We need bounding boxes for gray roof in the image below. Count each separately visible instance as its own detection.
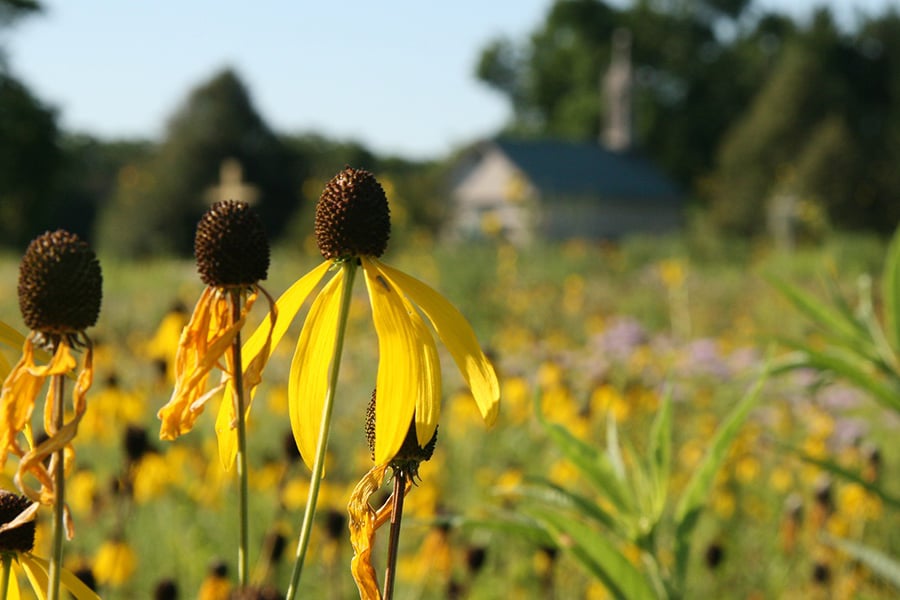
[493,138,681,200]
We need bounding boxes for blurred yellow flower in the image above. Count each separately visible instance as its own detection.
[93,539,136,587]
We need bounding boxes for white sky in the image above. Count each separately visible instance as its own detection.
[5,0,895,160]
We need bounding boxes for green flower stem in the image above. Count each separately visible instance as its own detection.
[285,260,357,600]
[382,469,407,600]
[0,554,12,600]
[47,368,65,600]
[230,290,250,589]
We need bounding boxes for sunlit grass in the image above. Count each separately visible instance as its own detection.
[0,231,897,598]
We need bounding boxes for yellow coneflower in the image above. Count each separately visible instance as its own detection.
[198,560,231,600]
[0,490,98,599]
[157,200,275,467]
[348,393,438,599]
[244,167,499,470]
[92,538,136,588]
[0,230,102,600]
[156,200,276,589]
[242,168,498,599]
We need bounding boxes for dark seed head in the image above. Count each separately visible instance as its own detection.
[812,561,831,585]
[0,491,36,553]
[153,579,178,600]
[465,546,487,574]
[123,424,154,464]
[704,542,724,570]
[18,230,102,334]
[315,167,390,260]
[195,200,269,287]
[73,566,97,591]
[365,389,437,476]
[323,509,347,541]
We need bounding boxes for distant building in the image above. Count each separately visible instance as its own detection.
[446,29,684,245]
[446,138,684,244]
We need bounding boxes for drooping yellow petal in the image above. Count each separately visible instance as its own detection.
[242,260,331,362]
[158,288,248,440]
[19,553,48,600]
[363,258,440,464]
[289,269,344,470]
[15,339,92,523]
[373,258,500,425]
[6,560,20,599]
[20,553,101,600]
[0,335,77,466]
[215,289,276,470]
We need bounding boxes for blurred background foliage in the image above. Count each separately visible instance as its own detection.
[2,0,900,256]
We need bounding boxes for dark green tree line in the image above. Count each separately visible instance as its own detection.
[476,0,900,235]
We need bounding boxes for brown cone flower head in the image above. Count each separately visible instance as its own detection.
[18,229,102,334]
[0,491,36,553]
[315,167,390,260]
[366,390,436,476]
[195,200,270,287]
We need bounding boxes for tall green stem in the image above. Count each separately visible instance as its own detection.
[230,290,250,589]
[382,469,407,600]
[47,367,65,600]
[0,554,12,600]
[285,261,357,600]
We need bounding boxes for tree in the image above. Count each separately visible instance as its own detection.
[97,68,299,257]
[474,0,763,186]
[0,73,62,248]
[709,7,900,234]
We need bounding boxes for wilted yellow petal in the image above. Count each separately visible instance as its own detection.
[363,258,439,464]
[215,379,238,470]
[0,336,82,479]
[289,269,344,470]
[348,463,390,600]
[158,289,245,440]
[215,290,274,470]
[373,259,500,425]
[242,260,331,362]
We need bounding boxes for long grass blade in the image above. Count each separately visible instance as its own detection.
[883,226,900,350]
[673,367,767,582]
[822,535,900,589]
[529,507,657,600]
[768,276,870,354]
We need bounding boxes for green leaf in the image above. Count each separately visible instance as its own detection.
[785,344,900,413]
[673,368,767,582]
[529,507,657,600]
[785,446,900,511]
[536,395,635,516]
[606,415,627,482]
[884,226,900,350]
[510,479,622,534]
[648,391,673,513]
[456,514,555,547]
[769,275,870,355]
[822,535,900,589]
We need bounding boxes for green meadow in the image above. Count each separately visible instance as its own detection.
[0,230,898,599]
